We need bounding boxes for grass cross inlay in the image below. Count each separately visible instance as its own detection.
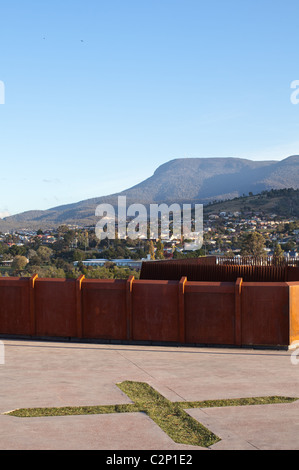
[5,381,297,448]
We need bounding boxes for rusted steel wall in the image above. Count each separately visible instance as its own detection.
[241,283,289,346]
[34,278,77,338]
[288,282,299,346]
[140,261,292,282]
[184,282,236,345]
[0,277,32,336]
[0,275,298,347]
[131,280,180,342]
[81,279,128,340]
[287,267,299,282]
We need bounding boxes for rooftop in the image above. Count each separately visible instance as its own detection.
[1,339,299,450]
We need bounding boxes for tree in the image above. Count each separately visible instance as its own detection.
[36,246,53,263]
[282,240,296,252]
[155,240,164,259]
[272,244,284,266]
[72,249,86,262]
[9,244,26,257]
[240,232,266,257]
[149,240,155,260]
[12,255,28,274]
[0,242,9,256]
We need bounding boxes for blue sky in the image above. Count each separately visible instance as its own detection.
[0,0,299,216]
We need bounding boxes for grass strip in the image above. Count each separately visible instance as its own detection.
[5,381,298,448]
[178,395,298,409]
[117,381,220,447]
[7,403,139,418]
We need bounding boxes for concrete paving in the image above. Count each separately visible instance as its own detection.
[0,338,299,450]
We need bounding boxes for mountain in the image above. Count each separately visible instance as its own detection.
[0,155,298,231]
[204,188,299,218]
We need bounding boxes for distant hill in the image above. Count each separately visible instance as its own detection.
[203,188,299,218]
[0,155,298,231]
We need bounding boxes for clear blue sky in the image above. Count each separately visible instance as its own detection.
[0,0,299,216]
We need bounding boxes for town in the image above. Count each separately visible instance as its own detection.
[0,202,298,279]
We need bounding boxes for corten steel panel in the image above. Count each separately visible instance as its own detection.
[132,280,180,342]
[288,282,299,346]
[34,279,77,337]
[184,282,236,345]
[0,278,31,335]
[140,261,287,282]
[287,267,299,282]
[241,283,289,346]
[81,279,127,340]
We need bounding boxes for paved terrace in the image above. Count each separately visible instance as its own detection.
[0,339,299,450]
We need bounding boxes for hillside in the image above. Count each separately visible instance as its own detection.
[203,188,299,218]
[0,155,298,231]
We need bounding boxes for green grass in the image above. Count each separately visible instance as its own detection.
[6,381,298,448]
[7,403,139,418]
[179,395,297,409]
[117,381,219,447]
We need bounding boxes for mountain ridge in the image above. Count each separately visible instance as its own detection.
[1,155,298,231]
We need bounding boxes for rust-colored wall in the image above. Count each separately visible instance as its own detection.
[81,279,127,340]
[288,282,299,346]
[287,267,299,282]
[0,275,298,348]
[35,278,77,338]
[132,280,180,342]
[0,277,31,335]
[184,282,236,345]
[140,261,291,282]
[241,283,289,346]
